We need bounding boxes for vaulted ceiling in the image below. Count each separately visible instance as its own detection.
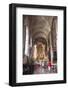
[28,15,54,40]
[24,15,57,43]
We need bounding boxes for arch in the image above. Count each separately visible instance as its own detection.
[32,29,49,38]
[33,37,47,53]
[32,31,46,40]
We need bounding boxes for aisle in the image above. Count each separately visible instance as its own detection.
[33,61,57,74]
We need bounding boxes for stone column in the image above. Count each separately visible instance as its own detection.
[49,33,53,64]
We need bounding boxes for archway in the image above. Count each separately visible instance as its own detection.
[32,37,48,61]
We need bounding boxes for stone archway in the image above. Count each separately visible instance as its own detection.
[32,37,48,62]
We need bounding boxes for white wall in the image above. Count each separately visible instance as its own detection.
[0,0,68,89]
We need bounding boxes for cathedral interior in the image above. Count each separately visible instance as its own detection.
[23,15,57,75]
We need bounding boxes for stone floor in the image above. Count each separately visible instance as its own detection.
[23,61,57,75]
[33,64,57,74]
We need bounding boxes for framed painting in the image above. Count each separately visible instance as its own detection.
[9,3,66,86]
